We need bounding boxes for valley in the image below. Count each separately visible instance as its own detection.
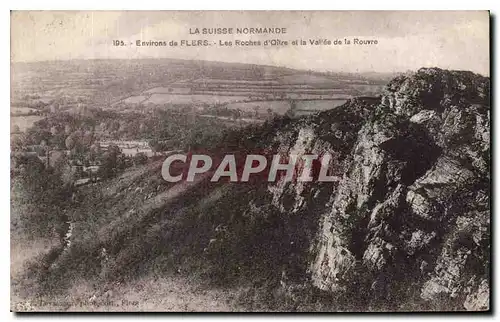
[10,62,490,312]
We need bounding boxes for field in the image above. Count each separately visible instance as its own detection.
[117,75,366,104]
[295,100,348,111]
[11,115,44,132]
[225,101,291,115]
[11,107,39,114]
[113,73,381,119]
[123,59,386,117]
[10,59,390,131]
[144,87,191,94]
[122,95,147,104]
[143,94,249,106]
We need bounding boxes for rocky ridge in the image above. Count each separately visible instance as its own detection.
[266,68,490,310]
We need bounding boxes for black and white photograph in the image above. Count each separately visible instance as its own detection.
[9,10,491,312]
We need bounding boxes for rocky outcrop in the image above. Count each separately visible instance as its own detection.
[305,68,490,310]
[255,68,489,310]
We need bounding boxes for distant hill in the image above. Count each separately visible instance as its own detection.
[11,58,388,114]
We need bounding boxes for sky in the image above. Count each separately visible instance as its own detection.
[11,11,490,75]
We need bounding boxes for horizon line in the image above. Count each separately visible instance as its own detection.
[10,57,490,77]
[8,57,413,75]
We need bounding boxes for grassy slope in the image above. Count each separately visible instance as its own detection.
[12,112,351,312]
[12,147,338,312]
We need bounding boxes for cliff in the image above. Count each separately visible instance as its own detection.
[273,68,490,310]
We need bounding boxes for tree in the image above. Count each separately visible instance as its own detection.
[64,124,72,135]
[25,127,52,146]
[107,144,121,156]
[133,152,148,166]
[11,134,25,151]
[148,139,160,156]
[82,130,94,148]
[65,134,77,150]
[89,143,101,161]
[98,144,124,179]
[139,123,146,133]
[11,153,71,238]
[50,126,59,136]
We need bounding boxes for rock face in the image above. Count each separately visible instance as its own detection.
[253,68,489,310]
[302,68,490,310]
